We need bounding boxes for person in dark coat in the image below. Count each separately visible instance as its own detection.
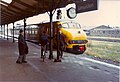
[16,29,28,64]
[54,29,66,62]
[57,30,66,58]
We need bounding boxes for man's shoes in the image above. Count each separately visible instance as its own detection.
[54,59,61,62]
[16,61,27,64]
[22,61,27,63]
[16,61,22,64]
[41,56,43,58]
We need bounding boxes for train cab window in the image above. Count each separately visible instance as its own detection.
[68,22,81,29]
[62,23,69,28]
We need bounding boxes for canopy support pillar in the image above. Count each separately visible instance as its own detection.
[7,24,9,40]
[48,10,54,59]
[23,18,27,40]
[4,25,5,39]
[13,22,15,43]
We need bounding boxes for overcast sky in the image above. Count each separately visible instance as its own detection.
[14,0,120,28]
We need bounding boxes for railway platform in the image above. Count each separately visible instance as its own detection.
[0,38,119,82]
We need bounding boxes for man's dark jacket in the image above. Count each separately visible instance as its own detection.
[18,34,28,55]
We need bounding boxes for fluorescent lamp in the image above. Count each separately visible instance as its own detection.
[1,0,12,4]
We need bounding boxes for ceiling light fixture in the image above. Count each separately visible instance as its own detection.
[1,0,12,4]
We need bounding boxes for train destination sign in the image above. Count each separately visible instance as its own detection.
[73,0,98,13]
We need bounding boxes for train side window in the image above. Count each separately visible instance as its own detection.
[30,28,32,34]
[35,30,37,34]
[33,29,35,34]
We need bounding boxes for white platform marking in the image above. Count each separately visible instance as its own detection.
[81,57,120,69]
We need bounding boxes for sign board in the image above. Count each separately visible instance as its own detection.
[73,0,98,13]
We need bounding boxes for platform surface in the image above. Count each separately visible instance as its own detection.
[0,38,119,82]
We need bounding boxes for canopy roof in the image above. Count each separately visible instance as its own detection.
[0,0,73,25]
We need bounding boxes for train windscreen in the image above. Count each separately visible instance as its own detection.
[62,22,81,29]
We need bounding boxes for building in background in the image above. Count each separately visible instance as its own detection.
[88,25,120,38]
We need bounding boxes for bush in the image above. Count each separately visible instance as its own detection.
[87,40,92,47]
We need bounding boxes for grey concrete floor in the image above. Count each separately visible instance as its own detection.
[0,38,119,82]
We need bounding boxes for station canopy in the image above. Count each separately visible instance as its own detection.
[0,0,98,25]
[0,0,74,25]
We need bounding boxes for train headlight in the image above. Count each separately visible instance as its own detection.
[69,40,88,44]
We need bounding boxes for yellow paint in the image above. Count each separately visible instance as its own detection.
[38,20,88,51]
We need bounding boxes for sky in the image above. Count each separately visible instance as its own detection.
[6,0,120,28]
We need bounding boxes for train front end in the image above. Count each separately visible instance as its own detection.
[59,21,88,54]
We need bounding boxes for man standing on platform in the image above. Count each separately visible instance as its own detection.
[16,29,28,64]
[54,29,66,62]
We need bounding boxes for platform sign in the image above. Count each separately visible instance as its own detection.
[73,0,98,13]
